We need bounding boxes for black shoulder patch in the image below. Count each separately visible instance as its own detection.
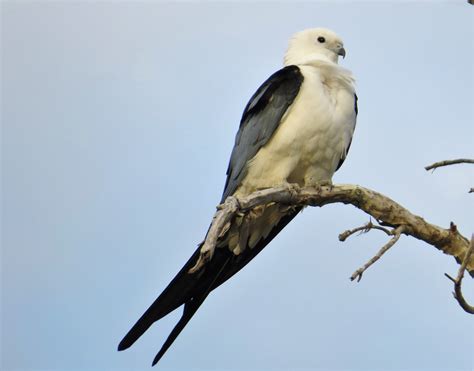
[240,65,303,125]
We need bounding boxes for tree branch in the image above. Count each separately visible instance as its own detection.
[188,196,240,274]
[349,225,406,282]
[445,236,474,314]
[338,220,392,241]
[425,158,474,171]
[190,184,474,278]
[425,158,473,193]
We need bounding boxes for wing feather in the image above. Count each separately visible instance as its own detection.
[335,93,358,171]
[221,65,304,201]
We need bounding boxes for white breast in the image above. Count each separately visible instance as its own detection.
[235,62,356,197]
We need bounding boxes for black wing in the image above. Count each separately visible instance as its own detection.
[221,65,304,201]
[118,66,304,366]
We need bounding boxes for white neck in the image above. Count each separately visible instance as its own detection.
[284,50,339,67]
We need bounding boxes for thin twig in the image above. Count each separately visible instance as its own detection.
[444,236,474,314]
[339,220,392,242]
[350,226,406,282]
[425,158,474,171]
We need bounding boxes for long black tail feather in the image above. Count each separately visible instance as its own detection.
[151,258,230,366]
[118,248,203,351]
[118,207,301,366]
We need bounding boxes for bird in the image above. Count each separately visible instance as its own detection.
[118,27,358,366]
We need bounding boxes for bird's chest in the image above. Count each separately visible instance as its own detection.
[273,67,356,178]
[239,65,356,194]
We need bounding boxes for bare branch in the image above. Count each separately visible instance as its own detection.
[188,196,240,273]
[339,220,392,242]
[191,184,474,278]
[444,236,474,314]
[350,225,405,282]
[425,158,474,171]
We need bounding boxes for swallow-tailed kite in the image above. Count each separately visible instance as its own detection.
[118,27,358,366]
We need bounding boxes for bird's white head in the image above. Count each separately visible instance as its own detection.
[284,28,346,66]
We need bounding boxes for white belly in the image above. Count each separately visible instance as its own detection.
[235,64,356,196]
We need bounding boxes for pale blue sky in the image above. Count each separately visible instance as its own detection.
[2,1,473,370]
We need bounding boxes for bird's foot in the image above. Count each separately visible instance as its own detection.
[285,182,301,197]
[305,179,333,192]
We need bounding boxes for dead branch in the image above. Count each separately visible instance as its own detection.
[189,196,240,273]
[349,225,406,282]
[425,158,474,171]
[445,236,474,314]
[425,158,473,193]
[338,220,391,241]
[191,184,474,279]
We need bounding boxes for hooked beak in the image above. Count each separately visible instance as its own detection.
[337,46,346,59]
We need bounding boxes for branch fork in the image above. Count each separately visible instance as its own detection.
[339,222,406,282]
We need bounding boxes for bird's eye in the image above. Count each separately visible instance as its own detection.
[317,36,326,43]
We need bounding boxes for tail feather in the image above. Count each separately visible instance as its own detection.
[211,207,301,289]
[151,301,202,366]
[151,258,230,366]
[118,207,301,365]
[118,248,202,351]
